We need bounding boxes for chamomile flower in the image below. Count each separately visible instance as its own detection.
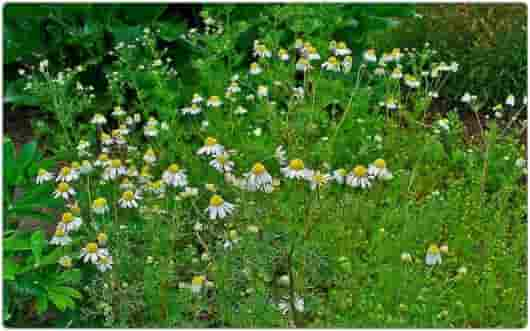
[118,190,142,209]
[191,275,206,294]
[277,296,304,315]
[144,124,159,137]
[80,242,108,264]
[425,244,442,266]
[58,256,73,268]
[461,92,474,104]
[147,180,166,196]
[181,103,202,115]
[209,152,235,173]
[226,81,241,94]
[249,62,262,75]
[321,56,341,72]
[94,153,110,168]
[404,74,420,88]
[96,255,113,272]
[90,113,107,125]
[307,170,331,190]
[207,96,223,108]
[257,85,269,99]
[281,159,310,180]
[36,168,54,184]
[368,159,393,180]
[80,160,93,175]
[102,159,127,181]
[342,56,353,73]
[92,197,109,214]
[54,182,76,200]
[120,178,135,191]
[333,168,348,184]
[334,41,351,56]
[59,212,83,232]
[111,105,126,118]
[385,96,398,110]
[374,67,386,76]
[506,94,515,107]
[346,165,372,189]
[192,93,204,104]
[278,48,290,61]
[381,52,394,63]
[363,49,377,63]
[56,166,75,183]
[391,67,403,80]
[162,164,188,187]
[179,186,199,199]
[275,145,288,166]
[197,137,224,156]
[296,58,310,72]
[97,233,108,246]
[100,132,113,146]
[245,162,273,192]
[50,228,72,246]
[392,48,403,61]
[306,46,321,61]
[205,194,235,220]
[143,148,157,164]
[253,43,272,58]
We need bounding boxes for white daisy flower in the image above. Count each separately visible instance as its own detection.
[253,43,272,58]
[244,162,273,192]
[363,49,377,62]
[197,137,224,156]
[144,124,159,137]
[333,168,348,184]
[278,48,290,61]
[80,160,93,175]
[321,56,341,72]
[143,148,157,164]
[80,242,108,264]
[59,212,82,232]
[94,153,110,168]
[404,74,420,88]
[275,145,288,166]
[49,228,72,246]
[162,163,188,187]
[102,159,127,181]
[277,295,304,315]
[111,106,126,118]
[181,103,202,115]
[296,58,311,72]
[381,52,394,63]
[96,255,113,272]
[205,194,235,220]
[249,62,262,75]
[92,197,109,215]
[306,46,321,61]
[209,152,235,173]
[385,96,398,110]
[281,159,310,180]
[118,190,141,208]
[425,244,442,266]
[207,96,223,108]
[36,168,54,184]
[58,256,73,268]
[368,159,393,180]
[179,186,199,199]
[342,56,353,73]
[191,275,206,294]
[146,180,166,195]
[192,93,204,104]
[53,182,76,200]
[307,170,331,190]
[390,67,403,80]
[90,113,107,125]
[56,166,76,183]
[506,94,515,107]
[346,165,372,189]
[374,67,386,76]
[226,82,241,94]
[257,85,269,99]
[292,87,305,100]
[333,41,351,56]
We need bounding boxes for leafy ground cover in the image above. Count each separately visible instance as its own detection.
[3,4,528,328]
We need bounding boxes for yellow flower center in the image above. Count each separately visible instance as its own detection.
[337,41,347,49]
[60,167,71,176]
[393,68,401,74]
[313,172,325,184]
[110,159,122,168]
[428,244,440,254]
[98,154,109,162]
[111,130,121,138]
[337,168,347,176]
[328,56,338,65]
[252,162,266,175]
[93,198,107,208]
[297,58,309,66]
[216,154,228,164]
[71,162,80,169]
[353,165,367,177]
[392,48,401,56]
[82,160,91,167]
[38,169,47,176]
[86,243,98,253]
[191,104,200,110]
[210,195,224,207]
[366,49,375,56]
[209,96,220,103]
[374,159,386,169]
[97,233,108,243]
[205,137,217,146]
[55,228,65,237]
[145,149,155,157]
[250,63,259,70]
[193,93,201,99]
[122,191,135,201]
[289,159,305,171]
[61,212,74,224]
[406,74,417,82]
[192,275,206,286]
[57,182,70,193]
[99,255,109,264]
[168,164,180,173]
[279,49,287,56]
[71,206,81,215]
[344,56,352,63]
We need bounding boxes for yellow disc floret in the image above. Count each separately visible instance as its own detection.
[110,159,122,168]
[61,212,74,224]
[205,137,217,146]
[93,197,107,208]
[251,162,266,175]
[210,194,224,207]
[289,159,305,171]
[374,159,386,169]
[57,182,70,192]
[86,242,98,253]
[353,165,367,177]
[122,191,134,201]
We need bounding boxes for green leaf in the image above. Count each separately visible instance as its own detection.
[4,81,40,106]
[109,25,143,43]
[118,4,167,24]
[40,248,64,267]
[47,288,76,312]
[31,230,47,265]
[156,21,186,42]
[3,233,32,252]
[3,258,20,280]
[17,141,38,178]
[3,137,16,187]
[36,294,49,315]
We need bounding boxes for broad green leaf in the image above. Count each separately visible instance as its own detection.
[3,233,32,252]
[31,230,47,265]
[3,258,20,280]
[36,294,49,315]
[18,141,38,177]
[47,288,75,312]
